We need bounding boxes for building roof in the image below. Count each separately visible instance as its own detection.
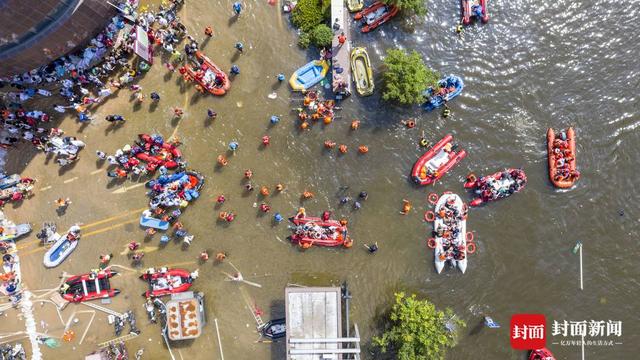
[0,0,116,77]
[285,287,342,360]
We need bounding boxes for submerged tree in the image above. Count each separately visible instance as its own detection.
[373,292,465,360]
[382,49,440,105]
[311,24,333,48]
[383,0,427,16]
[291,0,326,32]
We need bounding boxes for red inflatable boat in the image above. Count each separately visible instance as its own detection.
[354,1,398,33]
[464,168,527,206]
[462,0,489,25]
[61,268,120,303]
[181,51,230,96]
[547,127,579,189]
[140,268,195,298]
[289,211,351,248]
[411,134,466,186]
[529,348,556,360]
[135,134,182,171]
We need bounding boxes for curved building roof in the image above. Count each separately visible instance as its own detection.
[0,0,117,77]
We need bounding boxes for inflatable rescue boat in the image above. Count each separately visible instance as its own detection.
[411,134,466,186]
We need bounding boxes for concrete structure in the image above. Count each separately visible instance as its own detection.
[331,0,352,99]
[0,0,117,77]
[285,287,360,360]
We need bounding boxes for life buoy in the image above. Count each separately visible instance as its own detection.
[466,242,476,254]
[419,138,429,147]
[424,211,435,222]
[427,238,436,248]
[428,193,439,205]
[63,330,75,342]
[466,232,474,242]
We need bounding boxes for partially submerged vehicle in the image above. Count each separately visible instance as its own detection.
[261,318,286,340]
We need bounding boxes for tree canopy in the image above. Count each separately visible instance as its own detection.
[310,24,333,48]
[291,0,326,32]
[373,293,465,360]
[382,49,440,105]
[383,0,427,16]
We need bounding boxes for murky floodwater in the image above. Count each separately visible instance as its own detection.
[4,0,640,359]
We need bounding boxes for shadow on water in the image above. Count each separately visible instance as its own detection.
[268,299,286,360]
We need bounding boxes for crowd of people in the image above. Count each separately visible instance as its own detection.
[475,169,527,201]
[434,196,467,262]
[550,130,580,182]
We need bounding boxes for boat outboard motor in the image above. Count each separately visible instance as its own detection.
[126,310,140,335]
[145,299,157,323]
[114,315,125,336]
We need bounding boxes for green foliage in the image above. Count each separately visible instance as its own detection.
[373,292,465,360]
[382,49,440,105]
[383,0,427,16]
[298,32,311,49]
[310,24,333,48]
[321,0,332,18]
[291,0,325,32]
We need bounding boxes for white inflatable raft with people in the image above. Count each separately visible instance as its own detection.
[426,192,472,274]
[43,224,81,268]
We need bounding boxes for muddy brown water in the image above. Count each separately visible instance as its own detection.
[2,0,639,359]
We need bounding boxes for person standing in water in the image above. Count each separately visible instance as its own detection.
[233,2,243,15]
[364,242,379,254]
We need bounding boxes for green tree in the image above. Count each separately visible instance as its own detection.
[291,0,325,32]
[382,49,439,105]
[298,32,312,49]
[310,24,333,48]
[383,0,427,16]
[373,292,465,360]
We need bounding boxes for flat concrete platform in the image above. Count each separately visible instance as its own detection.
[285,287,342,360]
[331,0,352,98]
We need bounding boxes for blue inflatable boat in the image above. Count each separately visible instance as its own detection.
[0,174,21,190]
[289,60,329,91]
[140,211,170,230]
[422,75,464,111]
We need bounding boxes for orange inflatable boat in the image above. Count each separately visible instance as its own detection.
[547,127,579,188]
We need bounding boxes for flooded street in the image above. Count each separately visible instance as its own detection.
[2,0,639,358]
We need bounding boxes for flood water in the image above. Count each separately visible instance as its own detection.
[4,0,640,359]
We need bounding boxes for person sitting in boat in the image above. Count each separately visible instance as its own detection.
[60,282,70,294]
[73,288,82,301]
[154,277,169,290]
